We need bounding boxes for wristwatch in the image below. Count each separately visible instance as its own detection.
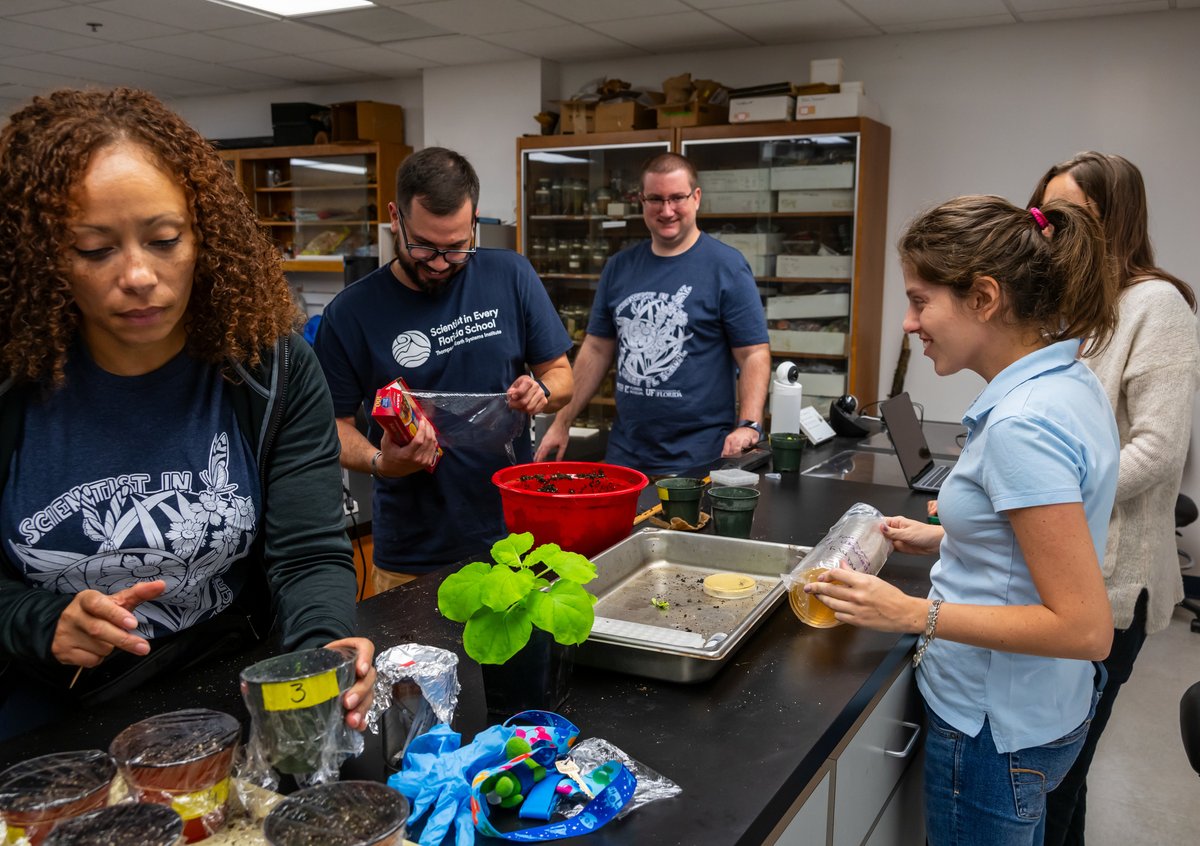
[535,378,551,400]
[737,419,764,439]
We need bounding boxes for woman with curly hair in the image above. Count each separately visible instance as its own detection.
[0,88,375,737]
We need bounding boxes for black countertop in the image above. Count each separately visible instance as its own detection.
[0,429,958,845]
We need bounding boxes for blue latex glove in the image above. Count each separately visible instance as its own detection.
[388,723,516,846]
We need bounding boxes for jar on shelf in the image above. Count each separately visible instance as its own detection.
[593,187,613,216]
[571,179,588,216]
[550,177,564,215]
[533,179,552,216]
[544,240,560,274]
[566,242,585,275]
[528,237,547,272]
[589,239,609,274]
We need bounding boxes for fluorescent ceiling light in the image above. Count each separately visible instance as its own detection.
[290,158,368,175]
[206,0,375,17]
[528,152,592,165]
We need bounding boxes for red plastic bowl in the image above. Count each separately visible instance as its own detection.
[492,462,649,558]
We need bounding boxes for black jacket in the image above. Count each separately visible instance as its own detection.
[0,335,358,668]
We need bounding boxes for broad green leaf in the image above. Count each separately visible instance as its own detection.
[543,549,597,585]
[436,560,491,622]
[464,605,532,664]
[527,580,595,645]
[522,542,561,569]
[479,566,536,612]
[490,533,534,568]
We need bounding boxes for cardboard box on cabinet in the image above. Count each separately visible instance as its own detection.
[331,100,404,143]
[699,191,775,214]
[770,163,856,191]
[766,293,850,320]
[794,91,879,121]
[556,100,597,135]
[729,95,795,123]
[776,189,855,213]
[775,254,853,279]
[595,93,663,132]
[697,168,771,192]
[768,329,848,356]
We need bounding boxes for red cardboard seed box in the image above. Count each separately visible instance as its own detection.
[371,377,443,472]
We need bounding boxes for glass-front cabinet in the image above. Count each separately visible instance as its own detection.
[517,132,673,431]
[220,141,410,274]
[517,118,889,426]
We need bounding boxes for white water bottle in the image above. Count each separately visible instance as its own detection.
[769,361,803,436]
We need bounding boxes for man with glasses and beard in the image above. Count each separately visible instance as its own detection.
[536,152,769,478]
[316,147,572,589]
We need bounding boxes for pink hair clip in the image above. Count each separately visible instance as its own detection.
[1029,207,1050,230]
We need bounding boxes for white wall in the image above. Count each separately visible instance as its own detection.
[422,58,555,222]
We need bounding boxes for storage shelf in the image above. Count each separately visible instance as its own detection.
[591,397,616,406]
[699,211,853,219]
[757,276,853,284]
[282,258,344,273]
[768,350,846,360]
[259,219,376,226]
[540,272,601,281]
[255,184,377,193]
[529,214,644,222]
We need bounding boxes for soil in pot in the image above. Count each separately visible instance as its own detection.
[263,781,409,846]
[43,803,185,846]
[0,750,116,846]
[481,627,574,716]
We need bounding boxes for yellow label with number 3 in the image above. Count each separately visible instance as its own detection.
[261,669,340,711]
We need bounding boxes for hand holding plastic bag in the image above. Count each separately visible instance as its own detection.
[388,723,516,846]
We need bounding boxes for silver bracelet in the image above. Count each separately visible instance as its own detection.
[370,450,385,480]
[912,598,943,668]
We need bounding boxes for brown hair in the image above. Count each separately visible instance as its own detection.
[1028,151,1195,310]
[0,87,299,387]
[641,152,698,191]
[395,146,479,218]
[899,195,1119,356]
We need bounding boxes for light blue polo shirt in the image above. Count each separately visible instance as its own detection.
[917,339,1118,753]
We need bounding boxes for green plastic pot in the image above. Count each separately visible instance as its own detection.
[655,478,705,525]
[708,486,761,539]
[769,432,805,473]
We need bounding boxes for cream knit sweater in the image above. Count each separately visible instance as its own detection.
[1086,279,1200,634]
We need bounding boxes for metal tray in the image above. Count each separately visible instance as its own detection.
[577,530,809,683]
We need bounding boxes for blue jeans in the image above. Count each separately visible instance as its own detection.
[924,668,1104,846]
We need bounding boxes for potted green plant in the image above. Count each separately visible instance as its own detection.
[437,533,598,713]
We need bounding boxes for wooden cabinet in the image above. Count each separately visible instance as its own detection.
[220,141,410,275]
[516,118,890,417]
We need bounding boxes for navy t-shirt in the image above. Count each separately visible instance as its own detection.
[315,249,571,571]
[0,349,261,641]
[588,233,769,475]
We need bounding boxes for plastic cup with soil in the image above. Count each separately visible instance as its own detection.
[655,477,706,525]
[769,432,805,472]
[43,803,185,846]
[263,781,409,846]
[240,647,357,778]
[108,708,240,843]
[708,486,761,539]
[0,750,116,845]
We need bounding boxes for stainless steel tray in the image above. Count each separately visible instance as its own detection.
[577,530,809,683]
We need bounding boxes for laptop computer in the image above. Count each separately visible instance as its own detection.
[878,392,955,493]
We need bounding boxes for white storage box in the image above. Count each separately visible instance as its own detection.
[775,254,853,279]
[700,190,775,214]
[797,370,847,397]
[729,95,795,123]
[712,232,785,255]
[697,168,771,192]
[777,189,855,213]
[810,58,844,85]
[768,329,848,356]
[766,293,850,320]
[770,163,855,191]
[795,92,880,121]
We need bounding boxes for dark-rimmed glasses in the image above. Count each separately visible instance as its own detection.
[640,189,697,209]
[397,214,477,265]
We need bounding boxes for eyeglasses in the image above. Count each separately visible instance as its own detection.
[640,189,697,209]
[397,214,477,265]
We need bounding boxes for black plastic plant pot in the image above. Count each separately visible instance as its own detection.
[655,477,705,525]
[263,780,409,846]
[481,627,575,716]
[108,709,240,844]
[769,432,805,472]
[0,750,116,846]
[709,486,761,539]
[240,647,356,776]
[43,803,185,846]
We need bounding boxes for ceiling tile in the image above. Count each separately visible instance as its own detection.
[91,0,271,31]
[0,83,47,103]
[0,63,100,91]
[1,52,152,85]
[519,0,690,23]
[0,44,37,61]
[227,55,367,83]
[153,62,290,90]
[307,45,427,74]
[58,42,201,72]
[1008,0,1162,11]
[384,34,531,63]
[483,24,646,62]
[590,11,759,51]
[1019,1,1168,21]
[0,0,74,15]
[211,19,364,53]
[306,7,450,43]
[130,32,283,63]
[843,0,1011,27]
[400,0,567,35]
[882,13,1018,34]
[0,20,104,51]
[12,5,185,41]
[703,0,882,43]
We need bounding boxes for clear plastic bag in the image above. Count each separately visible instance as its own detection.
[558,737,681,820]
[0,749,116,844]
[409,391,527,464]
[781,502,894,628]
[367,644,461,771]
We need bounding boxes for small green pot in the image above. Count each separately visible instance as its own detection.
[655,477,705,525]
[708,486,761,538]
[769,432,805,472]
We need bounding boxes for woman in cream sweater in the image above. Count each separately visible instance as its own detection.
[1031,152,1200,846]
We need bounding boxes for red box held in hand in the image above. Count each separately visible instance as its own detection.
[371,377,443,472]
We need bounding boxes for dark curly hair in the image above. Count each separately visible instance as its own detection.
[0,87,299,387]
